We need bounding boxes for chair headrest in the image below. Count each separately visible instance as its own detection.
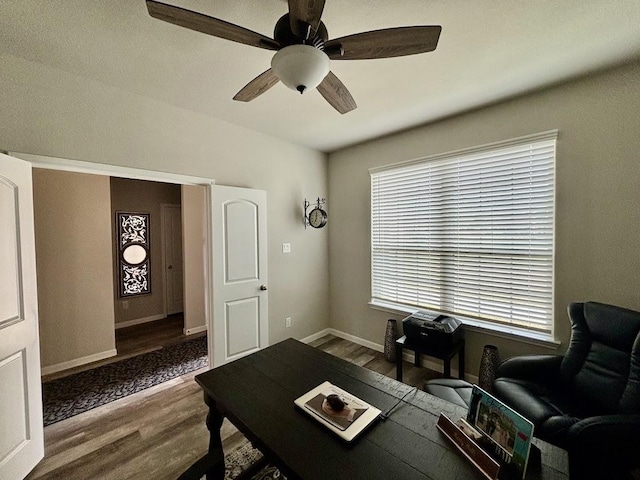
[565,302,640,414]
[582,301,640,352]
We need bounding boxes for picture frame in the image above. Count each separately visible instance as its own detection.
[116,212,151,297]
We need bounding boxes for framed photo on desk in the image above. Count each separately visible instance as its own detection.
[467,385,535,480]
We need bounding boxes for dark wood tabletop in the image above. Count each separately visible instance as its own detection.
[195,338,569,480]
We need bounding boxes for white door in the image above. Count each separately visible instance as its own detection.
[212,186,268,367]
[0,153,44,479]
[162,204,183,315]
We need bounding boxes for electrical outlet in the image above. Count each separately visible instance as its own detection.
[282,243,291,254]
[285,316,292,328]
[122,300,129,310]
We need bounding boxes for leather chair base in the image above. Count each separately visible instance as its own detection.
[424,378,473,409]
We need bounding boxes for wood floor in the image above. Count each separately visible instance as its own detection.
[115,314,190,358]
[27,335,440,480]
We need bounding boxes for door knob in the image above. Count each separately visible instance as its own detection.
[260,285,268,291]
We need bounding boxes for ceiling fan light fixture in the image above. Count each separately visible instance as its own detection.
[147,0,441,113]
[271,45,330,94]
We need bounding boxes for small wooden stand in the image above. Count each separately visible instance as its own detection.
[436,413,500,480]
[395,335,465,382]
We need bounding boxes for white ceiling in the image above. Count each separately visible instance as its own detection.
[2,1,640,152]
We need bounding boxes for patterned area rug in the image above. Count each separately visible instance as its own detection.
[42,336,208,426]
[219,441,284,480]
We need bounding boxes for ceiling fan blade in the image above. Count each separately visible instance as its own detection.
[288,0,326,38]
[233,69,280,102]
[325,26,441,60]
[317,72,357,114]
[147,0,280,51]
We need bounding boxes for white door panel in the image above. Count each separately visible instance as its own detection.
[213,186,268,366]
[0,153,44,480]
[224,200,259,282]
[0,177,21,325]
[225,298,260,357]
[0,351,29,462]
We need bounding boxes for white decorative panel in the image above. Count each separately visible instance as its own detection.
[0,177,22,328]
[224,200,259,283]
[117,212,151,297]
[225,298,260,357]
[0,351,29,464]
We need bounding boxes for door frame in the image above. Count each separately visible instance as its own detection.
[9,152,217,362]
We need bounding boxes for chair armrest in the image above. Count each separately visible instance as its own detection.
[495,355,563,383]
[567,414,640,445]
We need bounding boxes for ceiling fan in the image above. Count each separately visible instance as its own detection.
[146,0,441,114]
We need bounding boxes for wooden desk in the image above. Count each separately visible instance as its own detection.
[194,339,568,480]
[396,335,465,382]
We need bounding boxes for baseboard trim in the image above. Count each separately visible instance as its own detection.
[41,349,118,376]
[300,328,332,344]
[184,325,207,335]
[328,328,385,352]
[300,328,386,353]
[115,314,166,329]
[301,328,467,379]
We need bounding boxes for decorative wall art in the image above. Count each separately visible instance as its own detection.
[117,212,151,297]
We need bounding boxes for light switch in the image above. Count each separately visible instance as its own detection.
[282,243,291,254]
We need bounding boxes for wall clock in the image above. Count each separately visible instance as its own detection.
[308,206,328,228]
[304,197,327,229]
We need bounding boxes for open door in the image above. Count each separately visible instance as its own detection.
[0,153,44,479]
[212,186,268,367]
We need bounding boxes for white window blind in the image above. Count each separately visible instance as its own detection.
[370,132,556,335]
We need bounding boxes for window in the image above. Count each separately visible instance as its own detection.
[370,131,557,337]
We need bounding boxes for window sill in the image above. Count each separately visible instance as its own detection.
[369,300,562,350]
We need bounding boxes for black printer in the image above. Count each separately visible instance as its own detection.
[402,311,464,347]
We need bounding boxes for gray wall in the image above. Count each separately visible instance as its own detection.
[182,185,207,334]
[7,49,640,377]
[328,60,640,376]
[0,52,330,348]
[32,169,116,370]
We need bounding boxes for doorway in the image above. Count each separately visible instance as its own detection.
[19,150,271,373]
[23,156,212,430]
[111,178,187,355]
[16,152,214,377]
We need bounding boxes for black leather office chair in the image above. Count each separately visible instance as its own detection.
[493,302,640,479]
